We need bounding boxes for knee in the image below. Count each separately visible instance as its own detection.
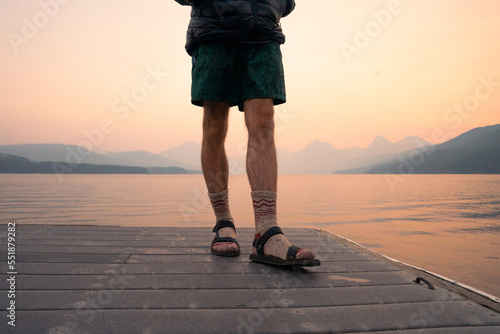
[245,107,275,137]
[203,102,229,144]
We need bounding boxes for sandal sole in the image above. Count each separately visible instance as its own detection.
[249,254,321,267]
[211,248,241,257]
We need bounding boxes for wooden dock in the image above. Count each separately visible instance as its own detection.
[1,225,500,333]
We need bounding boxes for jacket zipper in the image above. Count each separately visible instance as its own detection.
[250,0,258,26]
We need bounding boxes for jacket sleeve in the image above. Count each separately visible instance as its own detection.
[174,0,215,5]
[283,0,295,17]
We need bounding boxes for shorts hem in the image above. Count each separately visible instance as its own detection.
[192,95,286,111]
[237,95,286,111]
[191,98,238,108]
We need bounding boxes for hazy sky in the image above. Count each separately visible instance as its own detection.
[1,0,499,154]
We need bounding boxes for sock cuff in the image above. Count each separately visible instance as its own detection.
[208,188,229,201]
[251,190,277,200]
[208,188,233,223]
[251,191,277,233]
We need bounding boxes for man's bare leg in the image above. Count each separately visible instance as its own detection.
[202,101,238,254]
[202,101,230,193]
[244,98,315,261]
[244,98,278,192]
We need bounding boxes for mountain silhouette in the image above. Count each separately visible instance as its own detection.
[279,136,431,174]
[102,150,196,169]
[159,141,202,169]
[0,153,199,175]
[0,153,148,174]
[0,134,433,175]
[0,144,197,170]
[336,124,500,174]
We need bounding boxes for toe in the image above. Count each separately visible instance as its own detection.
[212,242,239,252]
[295,249,315,260]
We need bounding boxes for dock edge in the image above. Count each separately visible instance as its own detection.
[315,228,500,313]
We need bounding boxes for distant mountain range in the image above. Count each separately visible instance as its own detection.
[1,124,498,174]
[0,144,199,171]
[159,141,202,169]
[0,154,148,174]
[0,154,198,175]
[335,124,500,174]
[277,135,432,174]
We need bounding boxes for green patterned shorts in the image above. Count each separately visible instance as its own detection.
[191,41,286,111]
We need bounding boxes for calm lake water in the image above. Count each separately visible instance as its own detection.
[1,174,499,297]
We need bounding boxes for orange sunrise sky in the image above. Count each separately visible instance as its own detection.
[1,0,499,154]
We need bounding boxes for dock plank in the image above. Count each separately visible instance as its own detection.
[2,239,345,248]
[0,225,499,334]
[2,285,465,311]
[351,328,500,334]
[0,245,367,256]
[9,302,500,334]
[1,261,399,276]
[1,271,409,290]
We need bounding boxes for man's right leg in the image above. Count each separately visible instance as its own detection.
[202,101,239,254]
[202,101,230,194]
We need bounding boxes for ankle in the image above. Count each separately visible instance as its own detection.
[209,189,234,223]
[218,226,236,239]
[251,190,278,234]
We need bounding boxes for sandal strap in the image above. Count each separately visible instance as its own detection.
[212,220,236,233]
[286,245,301,261]
[212,236,239,247]
[253,226,284,255]
[212,221,238,246]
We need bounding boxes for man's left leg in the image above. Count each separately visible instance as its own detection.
[202,102,239,256]
[244,98,316,261]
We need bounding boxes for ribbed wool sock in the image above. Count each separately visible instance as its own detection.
[208,189,238,252]
[252,190,278,234]
[251,190,315,261]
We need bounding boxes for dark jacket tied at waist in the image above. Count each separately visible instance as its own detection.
[175,0,296,55]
